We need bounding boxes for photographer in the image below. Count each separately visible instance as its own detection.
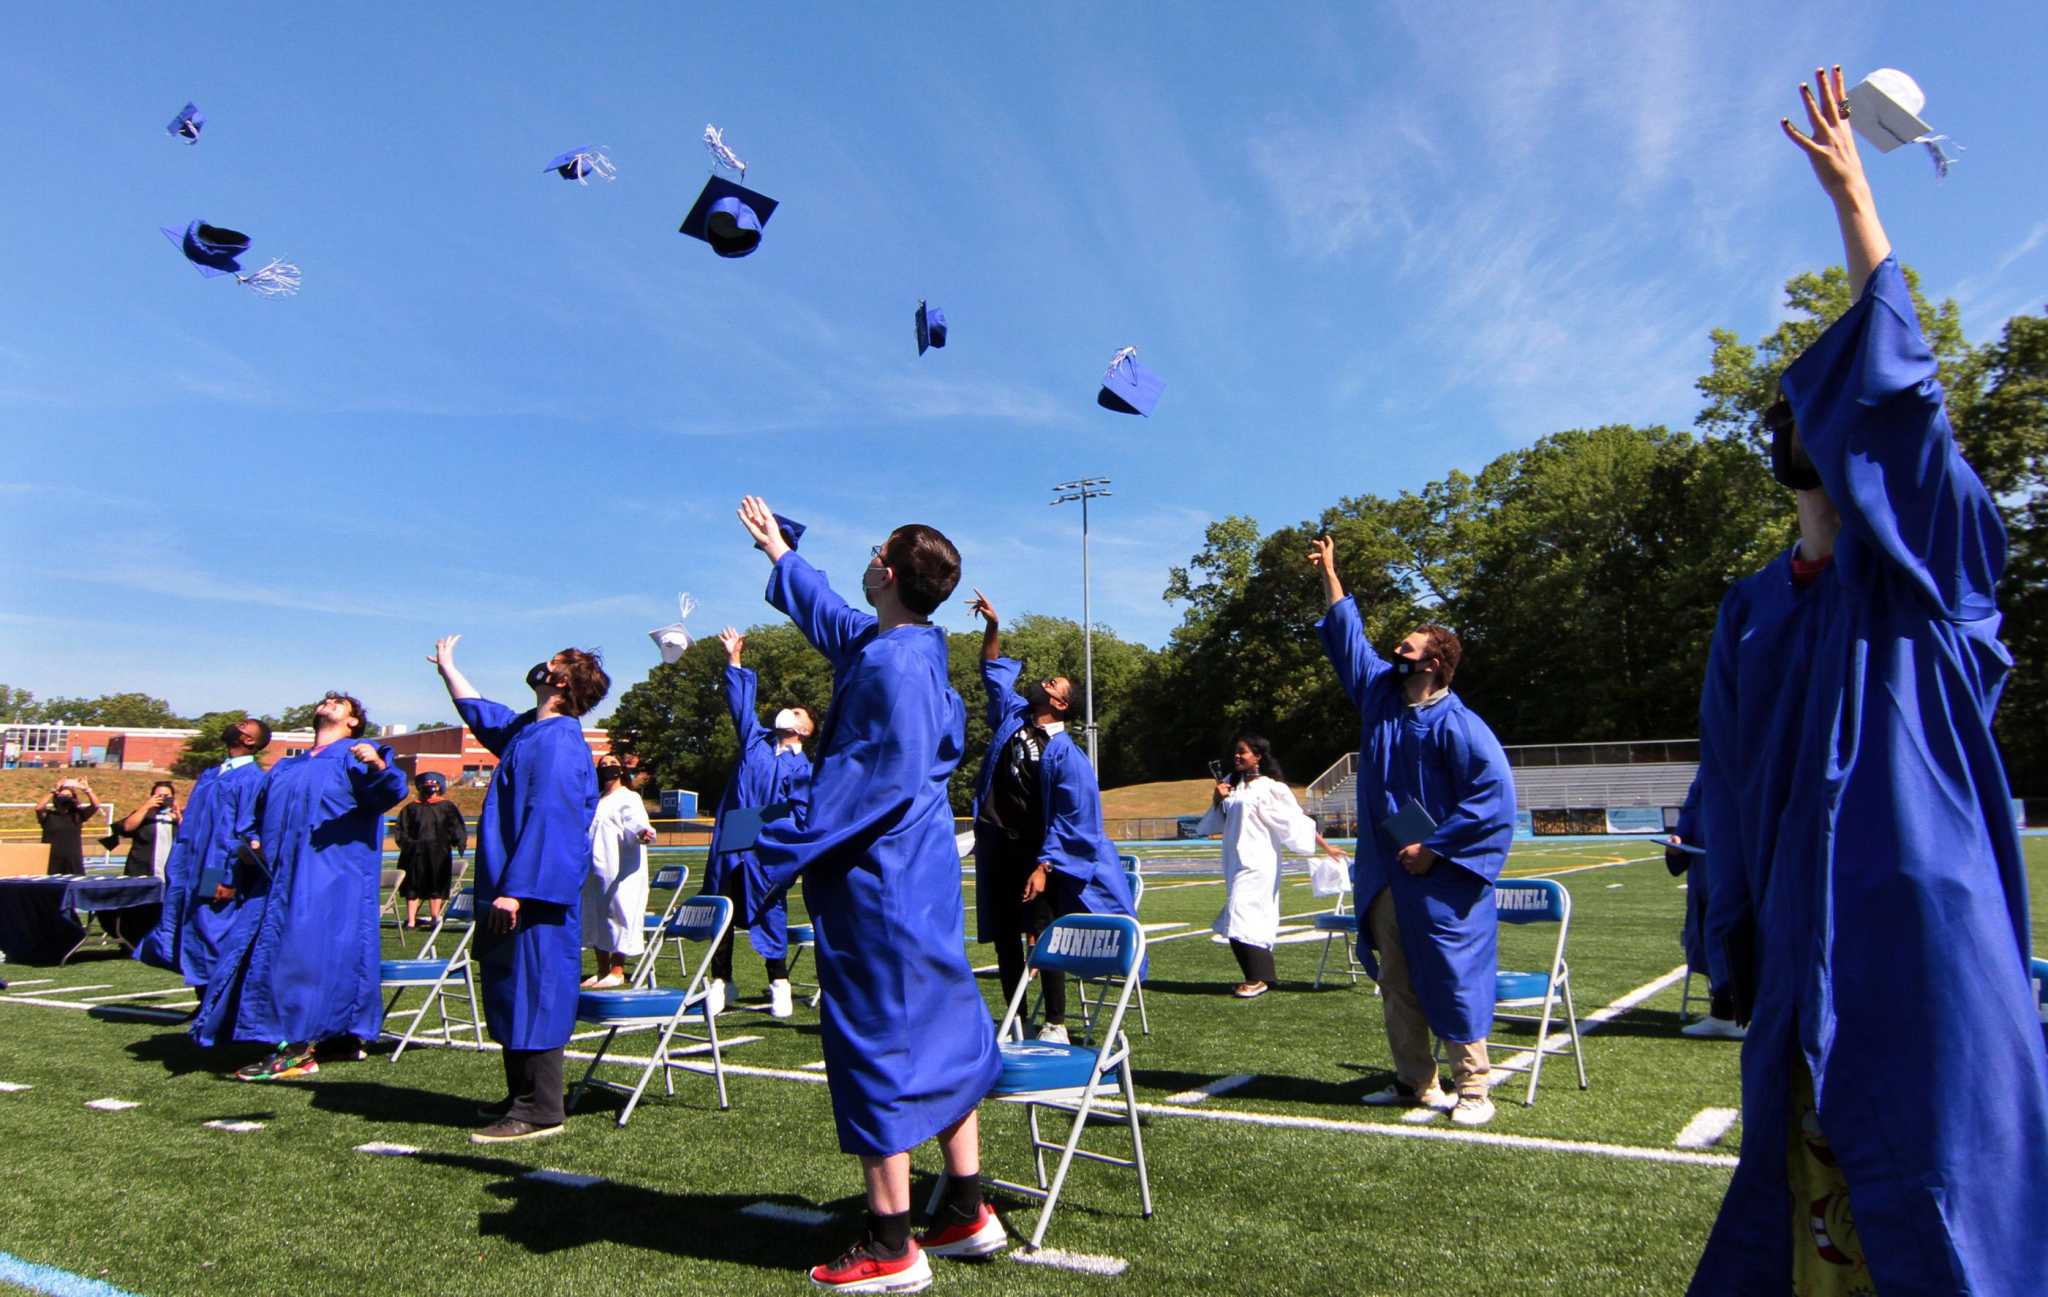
[35,778,99,875]
[114,781,181,878]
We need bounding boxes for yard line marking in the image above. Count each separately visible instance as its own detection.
[1400,1106,1444,1124]
[1673,1107,1741,1149]
[971,963,1000,974]
[84,1098,139,1111]
[1,979,54,989]
[355,1141,420,1156]
[0,994,195,1017]
[740,1202,836,1227]
[524,1169,605,1189]
[203,1119,265,1133]
[1148,909,1328,944]
[1485,964,1687,1092]
[0,1248,148,1297]
[33,984,114,997]
[1010,1248,1129,1277]
[1272,930,1335,945]
[1606,883,1625,889]
[1163,1073,1254,1105]
[0,1082,32,1092]
[1137,921,1187,934]
[800,1060,829,1070]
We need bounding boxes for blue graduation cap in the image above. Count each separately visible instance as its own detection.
[159,220,302,297]
[680,124,777,258]
[543,146,615,184]
[773,514,805,550]
[1097,346,1164,417]
[166,102,204,144]
[916,300,948,355]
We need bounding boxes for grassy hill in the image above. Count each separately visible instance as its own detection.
[1099,777,1311,821]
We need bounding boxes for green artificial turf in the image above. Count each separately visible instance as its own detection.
[1,837,2041,1296]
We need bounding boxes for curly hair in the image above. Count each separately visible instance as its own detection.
[552,648,611,718]
[1415,623,1463,689]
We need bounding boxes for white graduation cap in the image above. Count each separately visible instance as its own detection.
[647,593,698,666]
[1847,68,1957,178]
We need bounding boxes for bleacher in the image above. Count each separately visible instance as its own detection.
[1304,740,1700,833]
[1510,763,1696,810]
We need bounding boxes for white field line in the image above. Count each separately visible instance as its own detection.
[0,1082,33,1092]
[1272,930,1336,945]
[1148,911,1323,944]
[1,979,54,989]
[524,1169,606,1189]
[800,1060,829,1070]
[0,994,194,1017]
[1010,1248,1130,1277]
[203,1119,265,1133]
[1673,1107,1741,1149]
[971,963,1000,974]
[1606,883,1624,889]
[1163,1073,1255,1105]
[1137,922,1187,934]
[85,1098,139,1111]
[29,984,114,996]
[740,1202,836,1227]
[355,1141,420,1156]
[1484,965,1687,1092]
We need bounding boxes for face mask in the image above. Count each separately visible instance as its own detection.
[597,766,622,783]
[1390,654,1429,676]
[527,662,556,691]
[1766,397,1821,491]
[860,566,886,607]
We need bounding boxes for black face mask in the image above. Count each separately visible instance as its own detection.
[527,662,556,691]
[1765,397,1821,491]
[597,766,623,784]
[1390,654,1429,676]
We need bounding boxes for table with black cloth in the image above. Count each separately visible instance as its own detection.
[0,876,164,965]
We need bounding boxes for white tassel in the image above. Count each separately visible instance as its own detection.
[1105,345,1138,377]
[569,148,617,185]
[677,592,698,622]
[237,259,301,298]
[703,124,747,177]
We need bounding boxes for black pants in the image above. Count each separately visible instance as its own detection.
[985,837,1065,1023]
[503,1047,565,1127]
[1230,939,1276,986]
[708,870,787,986]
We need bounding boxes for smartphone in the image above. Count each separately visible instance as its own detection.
[1207,759,1226,782]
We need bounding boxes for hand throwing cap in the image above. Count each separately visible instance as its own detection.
[1846,69,1957,176]
[1097,346,1164,417]
[772,514,806,550]
[916,300,948,355]
[543,146,616,184]
[166,102,204,144]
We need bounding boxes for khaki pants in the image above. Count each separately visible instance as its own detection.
[1367,890,1490,1097]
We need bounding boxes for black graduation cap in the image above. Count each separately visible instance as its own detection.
[681,124,777,258]
[1097,346,1165,416]
[159,220,301,296]
[166,102,203,144]
[916,300,948,355]
[543,146,615,184]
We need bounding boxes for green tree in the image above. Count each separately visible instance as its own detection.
[33,692,186,727]
[171,711,268,778]
[0,685,37,719]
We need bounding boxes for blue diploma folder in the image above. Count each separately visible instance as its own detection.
[1377,798,1438,849]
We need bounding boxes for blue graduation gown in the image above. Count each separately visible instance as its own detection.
[1317,597,1517,1043]
[135,757,265,986]
[969,656,1036,941]
[702,665,812,962]
[192,742,407,1047]
[1669,773,1717,984]
[459,697,598,1053]
[1689,259,2048,1296]
[1036,730,1139,923]
[745,553,1000,1156]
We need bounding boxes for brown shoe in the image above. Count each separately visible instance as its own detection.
[470,1117,565,1144]
[1233,981,1270,999]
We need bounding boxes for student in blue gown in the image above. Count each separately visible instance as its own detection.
[1688,67,2048,1297]
[136,717,272,1017]
[733,496,1005,1292]
[1664,775,1742,1040]
[193,694,406,1080]
[966,589,1137,1044]
[1312,535,1517,1128]
[431,636,607,1144]
[701,624,814,1019]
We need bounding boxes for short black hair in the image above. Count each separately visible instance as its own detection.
[222,717,272,751]
[884,524,961,617]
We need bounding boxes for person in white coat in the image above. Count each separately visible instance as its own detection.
[1197,734,1348,999]
[581,756,657,988]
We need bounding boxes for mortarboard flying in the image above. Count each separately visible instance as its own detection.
[916,300,948,355]
[1846,69,1958,178]
[159,220,301,297]
[543,146,616,185]
[648,593,698,666]
[680,124,777,258]
[166,102,204,145]
[1097,345,1164,417]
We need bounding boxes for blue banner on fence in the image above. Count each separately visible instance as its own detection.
[1604,806,1666,835]
[1514,811,1534,839]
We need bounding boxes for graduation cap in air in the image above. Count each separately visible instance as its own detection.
[1846,69,1958,178]
[166,102,203,144]
[543,146,615,184]
[159,220,302,297]
[680,124,777,258]
[1097,346,1164,417]
[772,514,805,550]
[916,300,948,355]
[648,593,698,666]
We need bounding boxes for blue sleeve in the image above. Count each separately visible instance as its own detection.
[1037,740,1102,885]
[723,666,765,751]
[348,744,410,817]
[1316,595,1388,710]
[767,552,875,669]
[1420,710,1515,885]
[455,696,527,758]
[499,727,599,904]
[981,658,1030,733]
[1780,256,2005,619]
[1698,589,1752,965]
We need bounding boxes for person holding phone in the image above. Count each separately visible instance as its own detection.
[1312,535,1516,1127]
[1195,734,1346,999]
[114,781,181,878]
[35,778,98,875]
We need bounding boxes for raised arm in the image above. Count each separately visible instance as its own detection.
[969,589,1002,662]
[1309,534,1345,609]
[430,634,481,703]
[1782,64,1890,292]
[1315,588,1387,709]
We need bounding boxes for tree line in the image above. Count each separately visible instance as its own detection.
[609,261,2046,811]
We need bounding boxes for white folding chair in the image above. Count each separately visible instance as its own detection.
[1312,886,1367,989]
[629,863,691,988]
[569,894,733,1125]
[935,913,1153,1250]
[377,867,406,926]
[1477,878,1587,1106]
[380,887,483,1060]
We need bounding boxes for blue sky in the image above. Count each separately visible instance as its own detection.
[4,3,2044,728]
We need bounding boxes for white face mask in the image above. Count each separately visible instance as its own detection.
[860,565,887,608]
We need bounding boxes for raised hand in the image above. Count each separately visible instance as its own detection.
[719,626,745,666]
[967,589,997,625]
[1782,64,1867,202]
[430,634,461,670]
[1307,534,1335,571]
[349,742,384,770]
[737,496,789,560]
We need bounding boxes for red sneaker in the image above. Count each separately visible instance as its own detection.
[917,1204,1008,1259]
[807,1239,932,1293]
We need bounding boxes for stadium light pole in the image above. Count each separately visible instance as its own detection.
[1051,477,1112,768]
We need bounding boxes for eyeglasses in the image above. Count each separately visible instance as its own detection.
[869,545,885,562]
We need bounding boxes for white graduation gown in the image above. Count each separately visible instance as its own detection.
[582,786,653,954]
[1200,777,1320,949]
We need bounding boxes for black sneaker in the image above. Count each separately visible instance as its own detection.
[314,1036,367,1063]
[235,1045,317,1082]
[470,1117,565,1144]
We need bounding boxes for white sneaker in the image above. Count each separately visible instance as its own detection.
[705,979,727,1016]
[1360,1081,1454,1110]
[769,979,794,1019]
[1449,1093,1496,1126]
[1680,1015,1746,1040]
[1035,1023,1069,1045]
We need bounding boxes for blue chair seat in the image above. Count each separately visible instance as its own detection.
[576,989,705,1024]
[994,1041,1111,1095]
[381,958,455,981]
[1496,970,1552,1003]
[1312,913,1358,933]
[788,923,815,944]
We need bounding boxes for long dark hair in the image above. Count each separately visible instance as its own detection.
[1230,733,1284,785]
